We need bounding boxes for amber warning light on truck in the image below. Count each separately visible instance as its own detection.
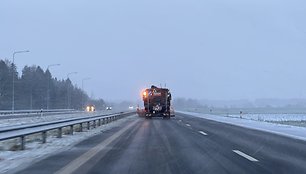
[143,91,147,98]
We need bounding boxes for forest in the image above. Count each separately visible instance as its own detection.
[0,59,105,110]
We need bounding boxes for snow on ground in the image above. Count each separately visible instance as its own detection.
[0,110,117,128]
[227,113,306,122]
[179,111,306,142]
[0,114,136,174]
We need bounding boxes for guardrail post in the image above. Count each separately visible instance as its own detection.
[80,123,83,132]
[42,131,47,143]
[87,122,90,130]
[98,119,101,126]
[57,128,62,138]
[93,120,96,128]
[70,125,74,135]
[20,136,25,150]
[102,118,105,124]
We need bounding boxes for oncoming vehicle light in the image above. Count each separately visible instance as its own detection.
[86,105,95,112]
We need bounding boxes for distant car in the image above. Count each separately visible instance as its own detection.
[106,106,112,110]
[86,105,95,112]
[128,106,134,110]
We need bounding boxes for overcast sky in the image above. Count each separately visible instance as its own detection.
[1,0,306,101]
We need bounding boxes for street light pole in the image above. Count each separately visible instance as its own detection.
[12,50,29,114]
[46,64,60,110]
[82,77,91,109]
[67,72,77,109]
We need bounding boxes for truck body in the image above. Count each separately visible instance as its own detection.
[142,85,173,118]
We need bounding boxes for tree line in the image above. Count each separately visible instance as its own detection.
[0,59,105,110]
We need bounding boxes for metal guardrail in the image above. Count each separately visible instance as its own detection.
[0,109,75,115]
[0,112,127,133]
[0,111,136,150]
[0,112,111,133]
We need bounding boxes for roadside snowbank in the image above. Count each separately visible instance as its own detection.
[178,111,306,142]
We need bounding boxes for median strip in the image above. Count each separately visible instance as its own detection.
[233,150,259,162]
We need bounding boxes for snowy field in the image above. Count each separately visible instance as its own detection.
[179,111,306,142]
[0,114,136,174]
[0,110,119,128]
[181,108,306,124]
[227,113,306,122]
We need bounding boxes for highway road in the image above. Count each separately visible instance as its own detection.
[15,113,306,174]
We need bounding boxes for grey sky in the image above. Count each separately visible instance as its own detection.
[1,0,306,101]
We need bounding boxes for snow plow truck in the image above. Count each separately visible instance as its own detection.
[140,85,174,119]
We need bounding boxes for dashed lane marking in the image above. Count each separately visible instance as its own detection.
[233,150,259,162]
[198,131,208,136]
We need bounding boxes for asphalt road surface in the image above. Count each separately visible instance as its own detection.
[15,113,306,174]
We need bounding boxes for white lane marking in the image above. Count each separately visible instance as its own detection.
[186,124,191,127]
[55,119,139,174]
[198,131,207,136]
[233,150,259,162]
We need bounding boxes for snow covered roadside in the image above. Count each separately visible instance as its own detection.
[0,114,137,174]
[178,111,306,142]
[227,113,306,122]
[0,111,116,128]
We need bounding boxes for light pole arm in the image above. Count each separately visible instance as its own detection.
[13,50,30,63]
[47,64,60,70]
[67,72,78,79]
